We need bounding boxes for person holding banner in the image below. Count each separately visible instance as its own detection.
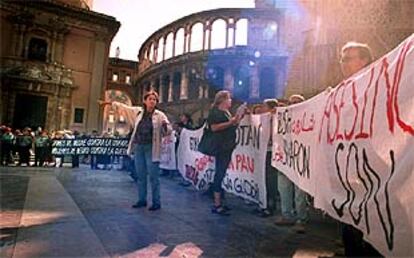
[260,99,279,218]
[274,94,309,233]
[207,90,244,215]
[275,94,308,233]
[100,90,172,211]
[337,42,382,257]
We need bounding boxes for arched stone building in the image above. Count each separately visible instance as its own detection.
[134,8,288,124]
[131,0,413,125]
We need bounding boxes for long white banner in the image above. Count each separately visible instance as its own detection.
[272,34,414,256]
[177,114,271,208]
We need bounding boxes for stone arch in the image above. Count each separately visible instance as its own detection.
[190,22,204,52]
[211,18,227,49]
[235,18,248,46]
[149,43,155,63]
[160,74,170,103]
[175,27,185,56]
[205,65,224,97]
[172,72,181,101]
[188,67,200,99]
[164,32,174,60]
[156,37,164,63]
[233,65,250,101]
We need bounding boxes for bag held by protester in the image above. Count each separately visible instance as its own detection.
[198,125,218,156]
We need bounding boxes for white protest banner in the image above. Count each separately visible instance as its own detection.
[160,134,177,170]
[272,34,414,257]
[177,114,271,208]
[177,126,216,190]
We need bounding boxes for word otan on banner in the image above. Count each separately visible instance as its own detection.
[272,34,414,257]
[177,114,271,208]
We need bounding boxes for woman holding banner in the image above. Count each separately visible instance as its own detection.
[207,90,244,215]
[99,90,172,211]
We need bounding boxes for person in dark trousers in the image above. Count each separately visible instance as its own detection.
[0,127,15,166]
[16,128,33,166]
[71,131,80,168]
[34,130,49,167]
[207,90,243,216]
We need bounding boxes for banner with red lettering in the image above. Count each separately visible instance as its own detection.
[177,114,271,208]
[271,34,414,256]
[160,134,177,170]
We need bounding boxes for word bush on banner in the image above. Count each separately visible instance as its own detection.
[271,34,414,257]
[52,138,129,155]
[177,114,271,208]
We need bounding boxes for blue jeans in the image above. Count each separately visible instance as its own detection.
[134,144,160,206]
[277,172,308,221]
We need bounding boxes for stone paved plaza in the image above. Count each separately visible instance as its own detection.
[1,166,342,257]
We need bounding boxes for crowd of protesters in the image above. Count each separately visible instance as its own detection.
[0,126,126,169]
[0,40,384,257]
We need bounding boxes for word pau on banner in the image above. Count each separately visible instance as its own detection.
[52,138,129,155]
[272,34,414,257]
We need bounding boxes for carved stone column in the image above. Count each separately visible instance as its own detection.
[187,29,192,52]
[180,67,188,100]
[183,30,188,53]
[11,24,20,56]
[162,38,166,61]
[233,22,237,46]
[172,33,176,57]
[225,20,229,48]
[207,25,212,50]
[153,42,158,63]
[168,73,173,102]
[202,23,207,51]
[158,75,163,103]
[18,24,27,58]
[50,31,57,62]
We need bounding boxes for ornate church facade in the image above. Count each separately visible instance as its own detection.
[0,0,119,132]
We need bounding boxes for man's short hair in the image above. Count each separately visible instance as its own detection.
[341,41,373,64]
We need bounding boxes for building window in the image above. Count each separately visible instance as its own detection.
[126,75,131,84]
[112,73,118,81]
[74,108,84,124]
[28,38,48,62]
